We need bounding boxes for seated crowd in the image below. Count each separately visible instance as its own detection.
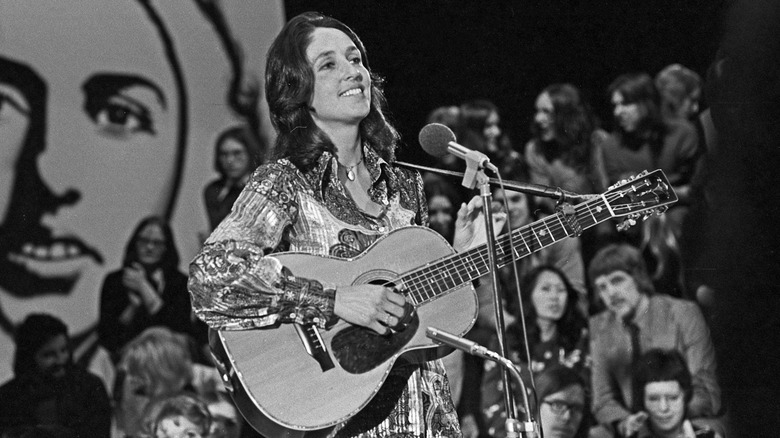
[0,63,724,438]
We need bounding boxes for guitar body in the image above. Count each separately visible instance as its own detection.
[215,227,477,437]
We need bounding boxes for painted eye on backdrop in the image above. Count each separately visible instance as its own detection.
[87,94,155,138]
[82,74,166,140]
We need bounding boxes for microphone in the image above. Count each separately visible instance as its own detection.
[427,327,539,438]
[419,123,499,173]
[426,326,501,361]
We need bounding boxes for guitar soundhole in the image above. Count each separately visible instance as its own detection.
[331,314,419,374]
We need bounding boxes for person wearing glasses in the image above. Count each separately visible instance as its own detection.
[535,365,590,438]
[98,216,197,363]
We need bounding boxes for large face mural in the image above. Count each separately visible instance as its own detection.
[0,0,282,382]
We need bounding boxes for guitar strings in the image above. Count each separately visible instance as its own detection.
[380,183,661,308]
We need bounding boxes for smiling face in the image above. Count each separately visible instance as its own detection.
[593,270,643,319]
[644,381,686,436]
[307,27,371,135]
[611,91,645,133]
[531,270,568,323]
[0,0,181,332]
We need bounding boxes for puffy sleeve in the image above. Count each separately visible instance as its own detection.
[188,163,336,331]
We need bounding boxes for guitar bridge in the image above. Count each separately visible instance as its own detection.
[294,323,335,372]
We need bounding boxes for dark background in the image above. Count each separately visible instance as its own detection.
[285,0,725,163]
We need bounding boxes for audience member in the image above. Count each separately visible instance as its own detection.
[631,349,720,438]
[536,365,590,438]
[200,388,245,438]
[654,65,703,123]
[203,125,258,231]
[423,175,463,245]
[524,82,611,273]
[587,244,721,437]
[98,216,207,364]
[598,72,699,238]
[0,314,111,438]
[481,266,589,437]
[114,326,221,438]
[141,393,212,438]
[524,83,609,211]
[493,182,587,308]
[457,99,522,179]
[637,213,686,298]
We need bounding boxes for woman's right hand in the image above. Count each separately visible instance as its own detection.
[334,284,407,334]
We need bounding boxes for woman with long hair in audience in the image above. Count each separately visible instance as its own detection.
[599,73,699,237]
[480,265,590,437]
[457,99,522,178]
[525,83,608,210]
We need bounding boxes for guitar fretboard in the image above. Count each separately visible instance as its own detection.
[400,195,612,306]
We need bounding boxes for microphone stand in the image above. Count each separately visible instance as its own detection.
[458,153,521,436]
[395,161,595,203]
[426,327,539,438]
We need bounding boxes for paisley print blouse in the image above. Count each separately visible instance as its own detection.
[188,145,462,438]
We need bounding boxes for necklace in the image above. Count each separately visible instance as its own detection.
[341,154,364,181]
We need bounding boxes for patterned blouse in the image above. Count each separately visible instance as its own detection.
[188,145,462,438]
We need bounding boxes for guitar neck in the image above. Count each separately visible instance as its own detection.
[402,195,612,306]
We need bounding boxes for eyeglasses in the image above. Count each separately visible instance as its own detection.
[543,400,584,416]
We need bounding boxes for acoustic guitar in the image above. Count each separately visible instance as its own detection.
[211,170,677,437]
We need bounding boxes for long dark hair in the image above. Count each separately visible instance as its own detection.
[122,216,180,275]
[265,12,399,171]
[532,83,595,172]
[608,73,666,154]
[508,265,587,354]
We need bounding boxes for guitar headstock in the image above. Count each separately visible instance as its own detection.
[603,170,678,231]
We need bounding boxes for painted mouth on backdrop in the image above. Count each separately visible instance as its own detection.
[0,228,102,297]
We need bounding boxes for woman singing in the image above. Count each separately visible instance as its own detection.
[188,11,495,437]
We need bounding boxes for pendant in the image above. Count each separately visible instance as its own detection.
[346,168,356,181]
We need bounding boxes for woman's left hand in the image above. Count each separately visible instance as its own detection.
[452,195,506,253]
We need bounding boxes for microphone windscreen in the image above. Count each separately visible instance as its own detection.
[418,123,456,157]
